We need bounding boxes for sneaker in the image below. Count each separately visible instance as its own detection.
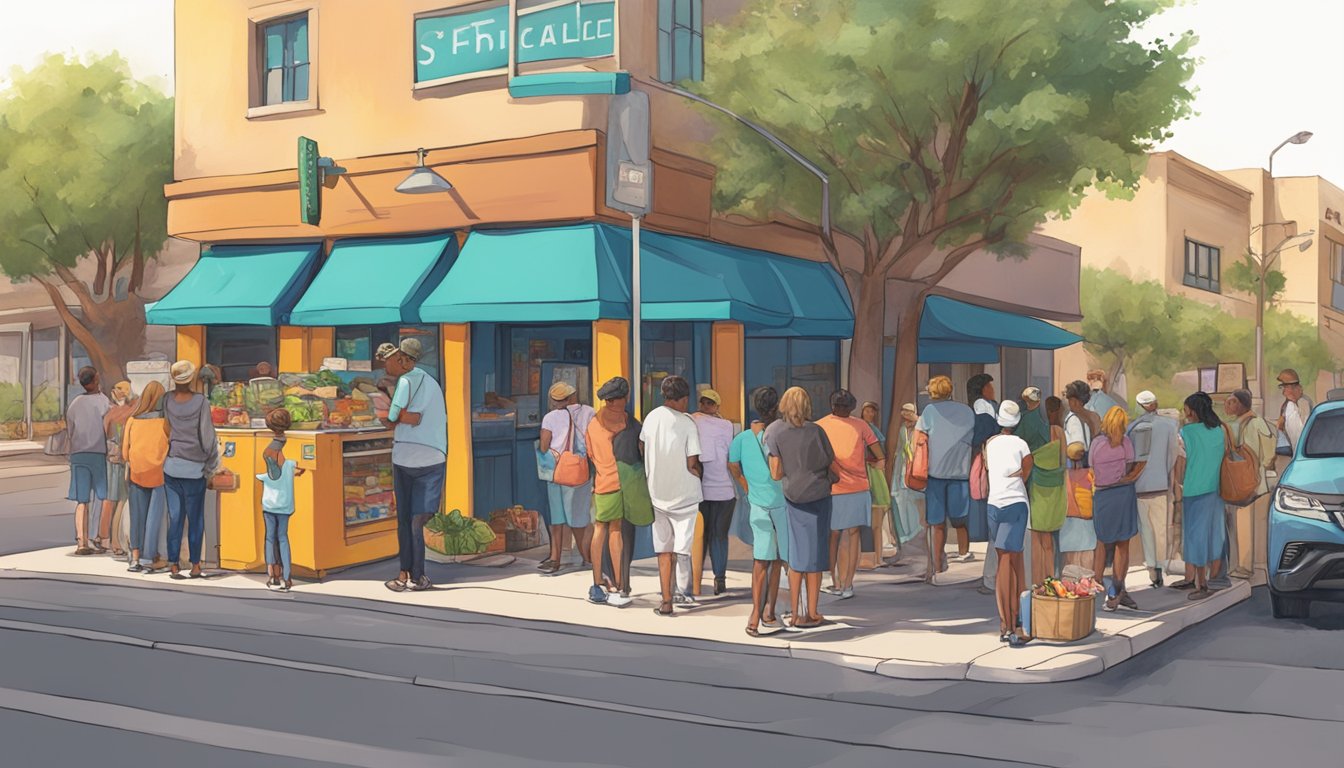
[267,580,282,592]
[126,563,143,573]
[409,576,433,591]
[955,552,976,563]
[536,558,558,570]
[1118,592,1138,610]
[1103,595,1119,612]
[587,585,609,604]
[1151,568,1164,588]
[606,592,633,608]
[823,586,844,596]
[839,588,855,600]
[74,547,94,556]
[672,592,697,606]
[384,579,408,593]
[714,577,726,595]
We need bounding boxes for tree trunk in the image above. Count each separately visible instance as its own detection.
[883,281,928,483]
[34,279,147,388]
[845,272,886,407]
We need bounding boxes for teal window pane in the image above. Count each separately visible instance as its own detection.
[265,27,285,68]
[675,0,691,26]
[691,33,703,80]
[658,28,673,81]
[673,27,692,81]
[658,0,674,33]
[291,18,309,64]
[292,63,309,101]
[691,0,701,30]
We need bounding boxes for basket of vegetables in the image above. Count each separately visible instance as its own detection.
[1030,576,1103,642]
[283,394,327,431]
[423,510,498,559]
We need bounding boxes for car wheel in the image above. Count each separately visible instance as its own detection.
[1270,591,1311,619]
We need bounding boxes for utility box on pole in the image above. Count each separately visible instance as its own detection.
[605,91,652,216]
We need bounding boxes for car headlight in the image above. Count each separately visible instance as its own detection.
[1276,487,1334,522]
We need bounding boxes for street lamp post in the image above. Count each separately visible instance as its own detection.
[1250,223,1315,416]
[1267,131,1312,178]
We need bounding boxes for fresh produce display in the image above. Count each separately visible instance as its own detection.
[284,394,327,429]
[1034,576,1104,600]
[212,370,394,432]
[423,510,496,556]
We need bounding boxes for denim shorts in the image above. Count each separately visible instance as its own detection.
[68,452,109,504]
[924,477,969,526]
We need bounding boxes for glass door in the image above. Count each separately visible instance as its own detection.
[0,324,32,441]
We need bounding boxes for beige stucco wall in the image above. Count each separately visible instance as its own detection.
[1039,156,1167,282]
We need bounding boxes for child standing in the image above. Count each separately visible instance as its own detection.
[257,409,304,591]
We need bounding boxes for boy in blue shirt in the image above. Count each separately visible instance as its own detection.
[257,408,304,592]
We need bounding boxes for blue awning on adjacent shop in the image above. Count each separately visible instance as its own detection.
[146,243,321,326]
[918,295,1083,363]
[288,234,457,326]
[418,223,854,338]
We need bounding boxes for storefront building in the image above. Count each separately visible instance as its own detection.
[159,0,851,573]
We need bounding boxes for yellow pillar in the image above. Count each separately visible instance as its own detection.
[592,319,631,401]
[441,323,473,518]
[691,321,746,596]
[277,326,310,373]
[307,327,335,372]
[712,322,746,427]
[176,326,205,368]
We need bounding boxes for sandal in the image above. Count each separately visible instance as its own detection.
[745,625,761,638]
[1008,634,1032,648]
[652,603,675,616]
[1169,579,1196,590]
[536,559,558,570]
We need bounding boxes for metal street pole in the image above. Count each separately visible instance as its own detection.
[632,215,642,418]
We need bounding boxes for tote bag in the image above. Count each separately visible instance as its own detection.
[1219,423,1260,505]
[551,407,591,488]
[904,429,929,492]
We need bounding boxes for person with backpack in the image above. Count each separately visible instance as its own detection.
[1059,380,1100,572]
[538,381,595,575]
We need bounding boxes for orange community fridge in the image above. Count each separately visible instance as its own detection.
[216,427,399,578]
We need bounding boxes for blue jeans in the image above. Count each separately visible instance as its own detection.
[394,462,446,581]
[699,499,734,580]
[264,512,292,581]
[128,483,155,556]
[164,475,207,565]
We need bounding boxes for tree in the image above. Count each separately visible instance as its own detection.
[1079,268,1191,385]
[695,0,1196,449]
[0,53,173,385]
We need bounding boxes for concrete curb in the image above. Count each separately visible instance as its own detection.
[0,565,1251,684]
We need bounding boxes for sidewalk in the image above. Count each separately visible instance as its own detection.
[0,542,1248,683]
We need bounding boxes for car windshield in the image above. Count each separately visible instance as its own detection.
[1303,410,1344,458]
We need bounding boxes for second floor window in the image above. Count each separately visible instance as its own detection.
[1183,238,1220,293]
[658,0,703,83]
[261,14,310,105]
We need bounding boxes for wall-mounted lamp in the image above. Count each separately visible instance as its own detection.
[395,148,453,194]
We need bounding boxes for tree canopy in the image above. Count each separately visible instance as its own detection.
[0,53,173,382]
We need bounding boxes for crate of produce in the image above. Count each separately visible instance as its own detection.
[1030,576,1101,642]
[491,506,542,552]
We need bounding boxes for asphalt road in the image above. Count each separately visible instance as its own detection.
[2,463,1342,766]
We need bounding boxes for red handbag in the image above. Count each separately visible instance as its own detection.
[904,429,929,492]
[551,408,591,488]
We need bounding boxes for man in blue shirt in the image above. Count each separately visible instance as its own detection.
[728,386,788,636]
[378,339,448,593]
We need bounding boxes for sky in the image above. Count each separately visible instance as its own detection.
[2,0,1342,183]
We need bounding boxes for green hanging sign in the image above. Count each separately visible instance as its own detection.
[298,136,320,226]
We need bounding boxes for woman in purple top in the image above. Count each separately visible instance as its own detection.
[692,389,736,595]
[1089,406,1146,611]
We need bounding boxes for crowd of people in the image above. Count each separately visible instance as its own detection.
[64,348,1307,643]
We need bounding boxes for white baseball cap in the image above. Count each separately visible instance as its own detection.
[1136,390,1157,406]
[997,400,1021,428]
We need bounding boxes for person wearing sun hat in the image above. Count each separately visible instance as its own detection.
[538,379,596,575]
[1016,387,1050,452]
[692,387,736,595]
[984,400,1032,646]
[376,338,447,593]
[162,360,220,580]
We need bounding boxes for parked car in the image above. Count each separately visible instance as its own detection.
[1267,389,1344,619]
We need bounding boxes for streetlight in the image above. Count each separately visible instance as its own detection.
[1249,221,1315,415]
[1267,131,1312,178]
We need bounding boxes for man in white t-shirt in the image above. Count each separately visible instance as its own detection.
[1275,368,1313,474]
[984,401,1033,645]
[641,375,703,616]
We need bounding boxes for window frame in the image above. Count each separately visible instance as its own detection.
[1182,237,1221,293]
[247,4,319,119]
[657,0,703,83]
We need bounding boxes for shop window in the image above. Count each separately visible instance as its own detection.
[1029,348,1054,402]
[0,331,25,440]
[206,326,278,383]
[31,327,61,431]
[1183,238,1220,293]
[498,325,591,426]
[67,337,93,406]
[657,0,703,83]
[334,324,440,381]
[1330,240,1344,312]
[259,13,310,106]
[743,338,839,421]
[642,322,711,416]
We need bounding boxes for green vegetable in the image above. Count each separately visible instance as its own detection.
[423,510,495,554]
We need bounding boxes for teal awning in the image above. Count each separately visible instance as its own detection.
[418,225,630,323]
[419,224,854,338]
[918,296,1083,363]
[146,243,321,326]
[289,234,457,326]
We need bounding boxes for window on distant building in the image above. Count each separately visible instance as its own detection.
[658,0,703,83]
[259,14,310,106]
[1183,238,1221,293]
[1330,240,1344,312]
